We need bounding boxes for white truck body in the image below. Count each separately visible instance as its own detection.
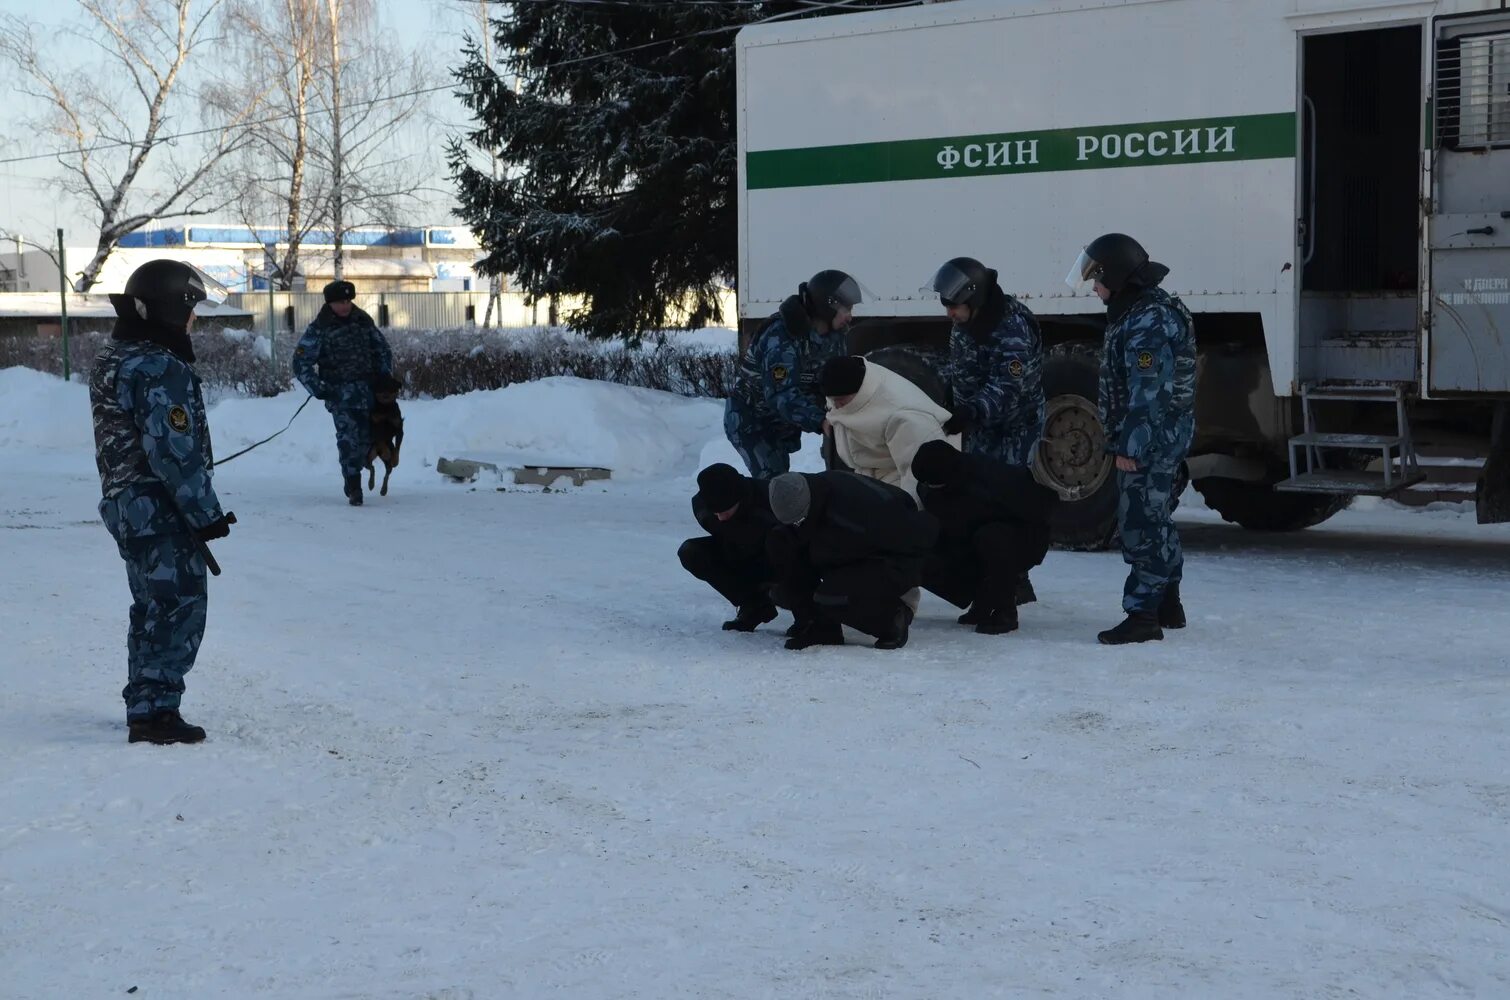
[736,0,1510,399]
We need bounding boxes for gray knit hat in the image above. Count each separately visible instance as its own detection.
[768,472,812,524]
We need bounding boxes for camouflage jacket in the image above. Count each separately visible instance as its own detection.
[947,292,1046,466]
[292,304,393,411]
[729,296,848,434]
[90,338,222,540]
[1098,286,1197,468]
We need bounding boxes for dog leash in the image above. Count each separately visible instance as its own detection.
[216,394,315,466]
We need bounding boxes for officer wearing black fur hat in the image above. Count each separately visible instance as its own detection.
[292,279,394,505]
[90,259,235,744]
[724,269,861,478]
[912,440,1057,636]
[678,463,783,632]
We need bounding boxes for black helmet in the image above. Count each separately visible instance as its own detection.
[927,257,996,311]
[1065,233,1158,295]
[110,259,226,330]
[800,269,862,324]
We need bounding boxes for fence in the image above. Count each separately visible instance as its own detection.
[224,290,553,339]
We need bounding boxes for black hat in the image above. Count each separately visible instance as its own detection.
[696,463,745,513]
[819,355,866,398]
[323,279,357,304]
[912,440,964,487]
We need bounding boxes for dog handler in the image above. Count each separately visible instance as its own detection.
[292,280,394,506]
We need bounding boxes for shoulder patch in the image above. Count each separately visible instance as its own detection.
[1008,359,1025,379]
[167,404,192,434]
[771,364,789,383]
[295,346,306,357]
[1136,351,1155,371]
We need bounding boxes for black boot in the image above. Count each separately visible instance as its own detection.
[1015,573,1037,606]
[1097,611,1163,645]
[128,709,206,745]
[722,602,778,632]
[1158,583,1186,630]
[785,620,845,650]
[975,604,1019,636]
[874,606,913,650]
[957,602,983,626]
[344,474,363,506]
[784,619,806,639]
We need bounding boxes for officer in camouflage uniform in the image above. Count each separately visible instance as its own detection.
[90,259,235,745]
[1066,233,1196,644]
[725,269,859,478]
[292,279,393,505]
[928,256,1047,605]
[928,257,1045,467]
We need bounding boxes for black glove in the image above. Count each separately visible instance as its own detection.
[197,512,236,542]
[943,412,971,436]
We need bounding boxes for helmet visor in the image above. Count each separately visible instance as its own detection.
[827,273,862,309]
[1064,248,1102,294]
[924,261,978,306]
[184,262,229,313]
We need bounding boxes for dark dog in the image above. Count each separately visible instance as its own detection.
[367,374,404,496]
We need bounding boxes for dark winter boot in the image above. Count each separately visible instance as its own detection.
[1015,573,1037,606]
[1097,611,1164,645]
[722,602,778,632]
[784,619,806,639]
[1158,583,1186,630]
[128,709,206,745]
[957,602,984,626]
[785,620,845,650]
[874,606,913,650]
[344,474,363,506]
[975,604,1019,636]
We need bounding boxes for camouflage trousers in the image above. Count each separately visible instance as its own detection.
[115,533,208,719]
[964,422,1043,468]
[1116,464,1184,614]
[724,399,801,479]
[331,407,373,478]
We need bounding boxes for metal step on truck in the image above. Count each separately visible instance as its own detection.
[735,0,1510,548]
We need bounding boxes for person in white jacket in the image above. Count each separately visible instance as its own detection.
[819,355,954,504]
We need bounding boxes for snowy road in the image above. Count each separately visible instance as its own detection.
[3,372,1509,998]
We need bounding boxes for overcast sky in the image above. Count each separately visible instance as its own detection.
[0,0,488,249]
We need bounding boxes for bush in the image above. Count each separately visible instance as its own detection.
[1,325,737,401]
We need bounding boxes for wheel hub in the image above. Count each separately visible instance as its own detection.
[1037,394,1113,500]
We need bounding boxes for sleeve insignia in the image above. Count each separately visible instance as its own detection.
[1008,359,1025,378]
[1136,351,1154,371]
[167,405,192,433]
[771,365,789,382]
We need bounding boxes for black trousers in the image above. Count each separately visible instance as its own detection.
[678,537,775,609]
[923,521,1048,611]
[768,546,922,640]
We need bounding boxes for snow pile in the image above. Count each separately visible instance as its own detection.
[0,366,96,453]
[1,366,725,482]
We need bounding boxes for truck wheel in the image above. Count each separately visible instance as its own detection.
[1192,473,1353,531]
[1038,342,1120,551]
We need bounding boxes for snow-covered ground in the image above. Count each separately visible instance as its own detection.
[2,366,1509,999]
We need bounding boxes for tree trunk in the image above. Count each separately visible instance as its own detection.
[327,0,344,280]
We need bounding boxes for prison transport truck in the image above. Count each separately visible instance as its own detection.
[735,0,1510,548]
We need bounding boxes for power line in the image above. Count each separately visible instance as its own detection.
[0,0,924,167]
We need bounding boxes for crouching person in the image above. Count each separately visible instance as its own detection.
[819,354,952,502]
[765,470,938,651]
[678,463,781,632]
[912,440,1058,636]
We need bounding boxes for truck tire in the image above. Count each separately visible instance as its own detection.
[1192,472,1353,531]
[1037,342,1120,551]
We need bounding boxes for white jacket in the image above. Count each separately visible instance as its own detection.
[827,363,955,502]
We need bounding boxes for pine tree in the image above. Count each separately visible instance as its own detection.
[449,0,906,341]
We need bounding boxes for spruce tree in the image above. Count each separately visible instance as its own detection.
[449,0,907,341]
